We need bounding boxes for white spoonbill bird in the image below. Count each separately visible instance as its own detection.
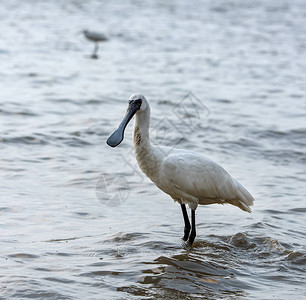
[107,95,254,246]
[82,30,108,59]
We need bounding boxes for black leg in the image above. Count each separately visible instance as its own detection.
[180,204,191,241]
[188,210,196,246]
[92,43,99,58]
[94,43,99,55]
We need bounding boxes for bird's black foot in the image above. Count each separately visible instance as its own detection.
[187,228,196,246]
[91,54,99,59]
[182,240,191,250]
[182,232,196,249]
[182,226,191,241]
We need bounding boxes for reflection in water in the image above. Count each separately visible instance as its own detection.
[116,231,305,299]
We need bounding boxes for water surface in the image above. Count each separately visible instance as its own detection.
[0,0,305,299]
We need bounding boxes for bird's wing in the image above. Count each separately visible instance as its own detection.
[160,151,254,212]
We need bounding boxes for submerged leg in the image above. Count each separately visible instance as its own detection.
[92,43,99,58]
[180,204,191,241]
[188,210,196,246]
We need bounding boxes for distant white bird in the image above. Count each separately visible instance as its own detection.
[82,29,108,58]
[107,95,254,246]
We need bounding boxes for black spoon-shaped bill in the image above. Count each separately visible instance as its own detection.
[107,100,141,147]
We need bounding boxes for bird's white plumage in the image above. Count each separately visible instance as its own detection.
[130,94,254,212]
[158,150,253,211]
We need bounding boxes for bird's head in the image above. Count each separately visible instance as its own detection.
[106,94,147,147]
[78,29,88,36]
[128,94,148,112]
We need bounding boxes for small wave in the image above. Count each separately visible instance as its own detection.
[286,251,306,265]
[262,149,306,164]
[64,137,92,147]
[132,251,248,299]
[106,232,147,243]
[85,99,104,105]
[45,237,79,243]
[1,136,48,145]
[158,100,176,106]
[80,270,131,278]
[263,209,288,215]
[0,109,38,116]
[61,177,94,189]
[216,98,232,104]
[155,255,230,276]
[138,240,177,251]
[227,232,288,254]
[254,128,306,147]
[289,207,306,213]
[0,207,12,212]
[8,253,39,259]
[1,133,96,148]
[227,233,256,250]
[44,277,75,284]
[10,289,69,300]
[226,232,306,269]
[226,138,261,148]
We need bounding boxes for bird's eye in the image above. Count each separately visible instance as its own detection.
[137,99,142,106]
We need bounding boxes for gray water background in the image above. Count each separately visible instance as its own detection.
[0,0,305,299]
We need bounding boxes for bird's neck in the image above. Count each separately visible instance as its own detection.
[133,109,159,181]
